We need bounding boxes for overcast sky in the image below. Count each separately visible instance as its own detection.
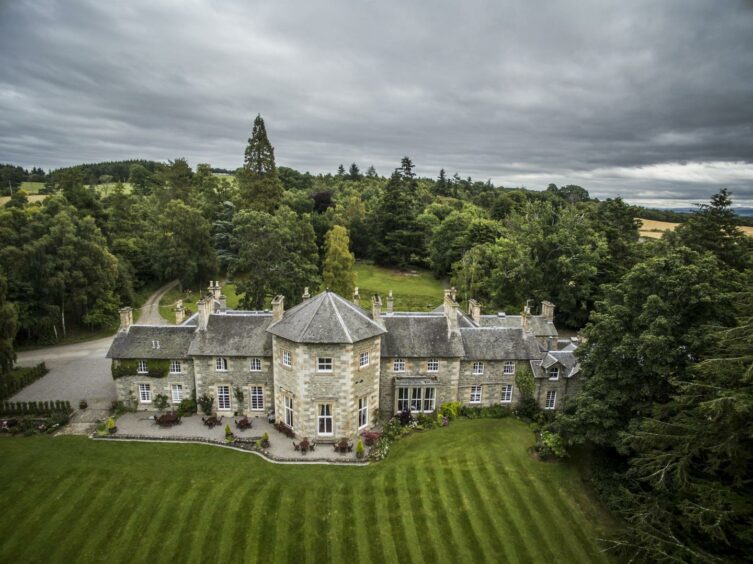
[1,0,752,206]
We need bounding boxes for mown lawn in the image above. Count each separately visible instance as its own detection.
[354,261,445,311]
[0,419,612,563]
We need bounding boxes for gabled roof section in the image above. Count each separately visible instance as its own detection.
[381,314,465,358]
[460,327,544,360]
[188,312,274,356]
[267,291,385,344]
[106,325,196,359]
[531,348,580,378]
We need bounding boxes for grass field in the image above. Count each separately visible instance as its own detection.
[354,261,445,311]
[637,217,753,239]
[0,419,612,563]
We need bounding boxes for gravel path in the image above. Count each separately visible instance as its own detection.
[137,279,178,325]
[10,281,180,409]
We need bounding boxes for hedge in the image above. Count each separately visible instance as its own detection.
[0,400,73,416]
[111,359,170,379]
[0,363,48,400]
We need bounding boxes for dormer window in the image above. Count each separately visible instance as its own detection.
[151,340,160,349]
[548,366,560,380]
[216,357,228,372]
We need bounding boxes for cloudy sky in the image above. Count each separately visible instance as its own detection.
[1,0,752,206]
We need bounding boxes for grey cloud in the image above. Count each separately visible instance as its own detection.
[1,0,752,205]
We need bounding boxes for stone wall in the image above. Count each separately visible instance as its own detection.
[193,355,273,416]
[457,359,526,407]
[378,356,460,416]
[534,375,580,410]
[114,359,195,411]
[272,335,380,439]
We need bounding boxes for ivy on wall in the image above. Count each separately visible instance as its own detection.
[111,359,170,380]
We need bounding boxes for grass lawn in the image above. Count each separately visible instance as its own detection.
[0,419,613,563]
[354,261,445,311]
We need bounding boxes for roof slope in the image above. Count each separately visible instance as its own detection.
[268,291,385,344]
[460,327,543,360]
[106,325,196,359]
[381,315,465,357]
[188,313,273,356]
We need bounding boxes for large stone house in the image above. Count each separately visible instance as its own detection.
[107,284,580,438]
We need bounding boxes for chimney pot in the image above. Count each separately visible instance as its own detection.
[197,299,211,331]
[468,299,481,325]
[353,286,360,306]
[303,287,311,300]
[386,290,394,315]
[371,294,384,327]
[174,300,185,325]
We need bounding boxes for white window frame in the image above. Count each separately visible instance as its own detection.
[217,385,231,411]
[250,386,264,411]
[169,360,182,374]
[317,357,333,372]
[250,358,262,372]
[284,395,294,428]
[318,403,333,436]
[545,390,557,410]
[358,397,368,429]
[470,385,482,404]
[359,351,369,368]
[393,358,405,372]
[503,361,515,375]
[397,388,410,412]
[282,350,292,367]
[138,383,151,403]
[215,357,228,372]
[548,366,560,381]
[137,360,148,374]
[472,361,484,375]
[427,358,439,373]
[171,383,184,403]
[422,387,436,412]
[501,384,513,403]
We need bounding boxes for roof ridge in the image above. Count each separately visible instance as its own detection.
[297,293,326,341]
[330,292,383,329]
[329,293,352,343]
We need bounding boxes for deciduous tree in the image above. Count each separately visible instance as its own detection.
[322,225,355,297]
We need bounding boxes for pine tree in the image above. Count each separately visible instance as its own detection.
[336,164,345,177]
[237,115,283,212]
[365,165,378,178]
[0,271,18,374]
[322,225,356,297]
[347,163,361,181]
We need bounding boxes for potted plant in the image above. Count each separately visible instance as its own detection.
[106,416,117,434]
[224,423,234,443]
[260,432,270,448]
[355,439,365,459]
[79,399,88,410]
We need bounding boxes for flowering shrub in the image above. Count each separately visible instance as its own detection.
[361,430,381,446]
[535,430,568,460]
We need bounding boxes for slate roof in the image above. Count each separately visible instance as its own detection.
[530,348,580,378]
[380,314,465,357]
[106,325,196,359]
[460,327,543,360]
[477,314,557,337]
[188,312,274,356]
[267,291,385,344]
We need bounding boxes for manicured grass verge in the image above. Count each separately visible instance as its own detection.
[354,261,445,311]
[0,419,612,563]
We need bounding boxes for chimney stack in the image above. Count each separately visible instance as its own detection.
[541,300,555,322]
[352,286,360,306]
[521,301,532,333]
[386,290,394,315]
[303,287,311,301]
[371,294,383,327]
[119,307,133,331]
[197,298,211,331]
[218,294,227,312]
[271,295,285,322]
[174,300,185,325]
[209,281,221,300]
[444,289,460,335]
[468,299,481,325]
[450,286,457,302]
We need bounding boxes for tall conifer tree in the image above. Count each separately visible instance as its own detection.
[322,225,356,297]
[237,114,283,212]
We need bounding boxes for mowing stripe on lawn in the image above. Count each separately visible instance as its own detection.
[402,462,438,562]
[158,476,209,561]
[510,456,591,563]
[253,482,282,563]
[216,476,259,564]
[285,483,308,563]
[267,484,297,563]
[334,481,358,563]
[194,474,244,563]
[458,452,516,563]
[129,479,185,563]
[441,454,492,562]
[475,450,544,563]
[418,462,464,563]
[396,462,435,563]
[244,480,278,562]
[76,478,138,561]
[371,471,399,563]
[309,485,332,563]
[357,475,386,563]
[386,464,418,563]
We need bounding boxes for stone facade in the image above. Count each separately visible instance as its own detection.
[113,359,195,411]
[193,355,273,416]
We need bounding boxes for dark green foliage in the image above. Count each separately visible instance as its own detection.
[198,393,213,415]
[238,115,283,212]
[176,398,197,417]
[458,404,512,419]
[514,366,539,419]
[0,399,72,416]
[0,272,17,374]
[0,363,47,399]
[110,359,170,379]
